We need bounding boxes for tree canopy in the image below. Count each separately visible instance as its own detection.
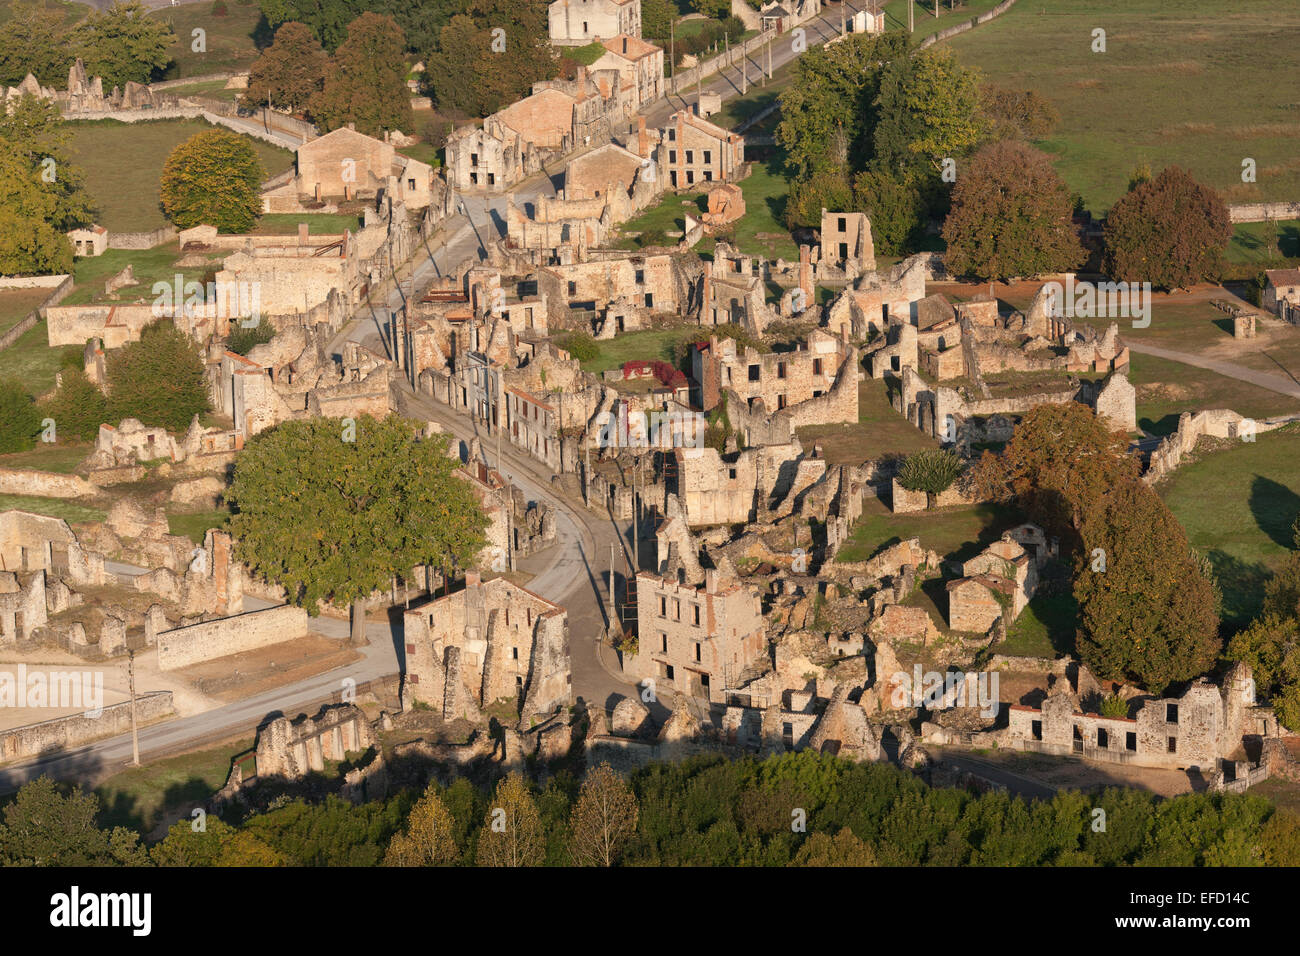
[71,1,174,89]
[941,140,1086,280]
[314,12,413,135]
[104,318,210,431]
[160,128,264,232]
[226,415,488,613]
[242,20,329,114]
[1103,165,1232,290]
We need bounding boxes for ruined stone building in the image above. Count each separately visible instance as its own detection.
[667,443,804,526]
[692,329,848,415]
[446,71,627,193]
[1264,268,1300,322]
[698,245,775,335]
[657,111,745,189]
[591,35,664,112]
[625,569,766,704]
[266,126,436,211]
[818,210,875,278]
[537,249,692,326]
[822,254,930,341]
[549,0,642,45]
[944,534,1039,633]
[1006,664,1256,773]
[402,573,572,724]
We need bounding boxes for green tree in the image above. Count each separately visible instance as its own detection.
[225,318,278,355]
[871,46,984,178]
[315,12,413,135]
[0,9,72,87]
[242,20,329,113]
[792,827,877,866]
[777,31,910,175]
[0,94,97,234]
[568,764,639,867]
[150,817,286,865]
[72,1,174,88]
[0,777,148,866]
[1074,480,1221,693]
[160,128,264,232]
[1103,166,1232,290]
[226,415,488,641]
[1226,612,1295,697]
[105,318,209,430]
[259,0,366,51]
[785,160,854,231]
[852,167,926,256]
[941,140,1086,280]
[422,1,558,119]
[384,784,460,866]
[41,367,110,442]
[692,0,731,18]
[641,0,677,44]
[0,151,73,275]
[0,379,43,453]
[476,773,545,867]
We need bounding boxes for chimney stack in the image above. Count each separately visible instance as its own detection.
[637,116,647,158]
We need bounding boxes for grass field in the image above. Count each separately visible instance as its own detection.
[1129,353,1300,436]
[944,0,1300,211]
[1001,592,1078,658]
[251,213,363,236]
[150,0,266,81]
[838,497,1022,564]
[0,320,81,398]
[798,378,938,464]
[62,243,219,307]
[168,509,230,544]
[577,327,703,375]
[0,442,89,474]
[1228,221,1300,265]
[0,494,104,523]
[732,145,799,262]
[95,736,254,836]
[615,193,708,248]
[64,119,293,233]
[0,288,50,338]
[1160,423,1300,628]
[0,0,87,28]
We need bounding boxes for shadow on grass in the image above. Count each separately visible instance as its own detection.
[1248,474,1300,549]
[1206,548,1272,631]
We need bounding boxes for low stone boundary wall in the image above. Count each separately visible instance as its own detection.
[0,274,74,352]
[108,226,178,250]
[157,604,309,670]
[919,0,1020,49]
[0,468,97,499]
[0,691,173,764]
[0,274,70,290]
[1228,201,1300,224]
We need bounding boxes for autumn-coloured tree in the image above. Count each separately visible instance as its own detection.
[970,401,1140,551]
[1073,480,1221,693]
[384,784,460,866]
[871,46,985,178]
[242,20,328,114]
[150,818,285,866]
[568,764,639,867]
[793,828,878,866]
[978,86,1060,141]
[314,12,412,135]
[475,773,544,867]
[159,128,264,232]
[941,140,1086,280]
[1103,165,1232,290]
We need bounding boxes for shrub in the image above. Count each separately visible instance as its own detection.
[106,319,209,431]
[553,331,598,364]
[898,449,964,496]
[1099,693,1129,719]
[41,368,110,442]
[212,0,228,15]
[0,379,42,454]
[226,318,277,356]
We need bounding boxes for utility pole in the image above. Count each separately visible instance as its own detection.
[670,18,675,82]
[608,542,616,624]
[127,650,140,767]
[908,0,914,33]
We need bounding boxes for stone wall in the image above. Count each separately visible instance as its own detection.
[1143,409,1292,484]
[1228,201,1300,223]
[0,691,173,764]
[0,469,98,499]
[156,605,309,670]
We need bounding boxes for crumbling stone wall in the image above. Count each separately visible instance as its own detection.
[156,605,308,670]
[0,692,173,765]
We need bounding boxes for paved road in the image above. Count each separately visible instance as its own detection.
[930,749,1058,801]
[1128,341,1300,402]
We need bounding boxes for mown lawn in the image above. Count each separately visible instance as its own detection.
[0,494,104,523]
[1001,592,1078,658]
[798,378,939,465]
[168,509,230,544]
[1227,220,1300,265]
[615,192,709,248]
[0,0,87,28]
[0,442,89,474]
[1160,423,1300,628]
[0,288,51,338]
[61,243,212,307]
[1128,352,1300,436]
[838,497,1023,564]
[0,320,82,398]
[945,0,1300,211]
[577,327,703,375]
[732,145,798,262]
[64,119,293,233]
[250,213,364,236]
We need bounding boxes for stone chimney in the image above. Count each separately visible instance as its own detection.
[705,569,719,594]
[637,116,647,158]
[465,570,481,588]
